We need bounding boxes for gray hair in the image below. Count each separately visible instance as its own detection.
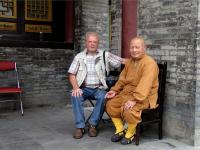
[85,32,99,41]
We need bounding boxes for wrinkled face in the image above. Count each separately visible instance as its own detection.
[129,38,145,60]
[86,35,99,53]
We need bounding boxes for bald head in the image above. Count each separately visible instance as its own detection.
[129,37,146,60]
[130,37,145,47]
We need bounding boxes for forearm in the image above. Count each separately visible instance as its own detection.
[110,74,126,93]
[110,82,123,94]
[68,74,79,89]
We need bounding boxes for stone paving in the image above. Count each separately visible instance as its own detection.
[0,106,200,150]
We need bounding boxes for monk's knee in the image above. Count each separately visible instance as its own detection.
[105,100,112,113]
[122,109,141,124]
[123,110,132,121]
[106,100,121,117]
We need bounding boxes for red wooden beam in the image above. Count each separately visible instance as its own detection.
[122,0,137,58]
[65,1,74,43]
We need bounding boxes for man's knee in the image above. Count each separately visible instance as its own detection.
[95,89,106,100]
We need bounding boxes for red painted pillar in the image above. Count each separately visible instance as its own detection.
[122,0,137,58]
[65,1,74,43]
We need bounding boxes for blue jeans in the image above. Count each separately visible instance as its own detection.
[71,87,107,128]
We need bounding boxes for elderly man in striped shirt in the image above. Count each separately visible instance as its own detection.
[68,32,125,139]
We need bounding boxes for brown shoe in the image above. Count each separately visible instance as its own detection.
[73,128,85,139]
[88,124,98,137]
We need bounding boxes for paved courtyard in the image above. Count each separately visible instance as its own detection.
[0,106,200,150]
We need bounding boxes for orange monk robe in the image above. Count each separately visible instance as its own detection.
[106,54,159,123]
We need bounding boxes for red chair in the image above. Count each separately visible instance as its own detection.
[0,61,24,116]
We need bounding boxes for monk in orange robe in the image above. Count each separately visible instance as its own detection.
[105,37,159,145]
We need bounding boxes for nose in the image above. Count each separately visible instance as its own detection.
[131,47,136,52]
[91,41,95,45]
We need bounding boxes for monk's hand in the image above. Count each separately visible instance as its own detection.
[105,90,116,99]
[124,100,136,110]
[71,88,83,97]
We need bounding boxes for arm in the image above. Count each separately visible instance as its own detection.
[110,61,130,93]
[133,61,159,102]
[69,73,79,90]
[68,56,83,97]
[121,58,129,65]
[107,52,123,68]
[68,73,83,97]
[107,52,128,66]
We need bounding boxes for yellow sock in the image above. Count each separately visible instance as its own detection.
[111,117,124,134]
[125,123,137,138]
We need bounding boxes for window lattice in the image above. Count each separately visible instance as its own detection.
[25,0,52,21]
[0,0,16,18]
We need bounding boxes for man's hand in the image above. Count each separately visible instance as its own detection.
[122,58,128,64]
[123,100,136,110]
[105,90,116,99]
[71,88,83,97]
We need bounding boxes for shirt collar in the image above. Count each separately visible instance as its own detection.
[83,48,99,55]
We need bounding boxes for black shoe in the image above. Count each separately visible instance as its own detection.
[111,131,125,142]
[120,135,135,145]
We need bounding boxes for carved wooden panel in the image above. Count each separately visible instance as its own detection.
[25,24,51,33]
[0,0,16,18]
[0,21,16,31]
[25,0,52,21]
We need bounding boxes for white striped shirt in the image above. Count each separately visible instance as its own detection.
[68,51,122,88]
